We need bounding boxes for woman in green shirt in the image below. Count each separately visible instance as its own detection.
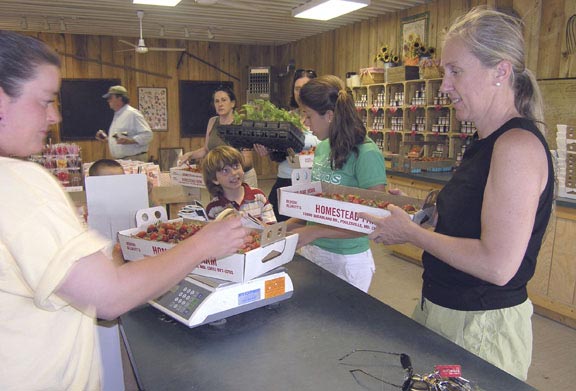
[287,75,387,292]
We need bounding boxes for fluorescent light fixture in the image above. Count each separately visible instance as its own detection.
[292,0,369,21]
[133,0,182,6]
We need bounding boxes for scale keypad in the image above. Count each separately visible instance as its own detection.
[154,280,211,319]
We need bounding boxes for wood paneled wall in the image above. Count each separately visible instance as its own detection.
[33,32,277,169]
[275,0,576,117]
[299,0,574,76]
[25,0,575,171]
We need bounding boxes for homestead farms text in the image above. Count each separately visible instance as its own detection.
[315,204,361,220]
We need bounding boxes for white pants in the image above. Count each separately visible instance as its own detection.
[299,245,375,293]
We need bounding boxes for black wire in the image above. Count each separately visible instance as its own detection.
[349,368,404,389]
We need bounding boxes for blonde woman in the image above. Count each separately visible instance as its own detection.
[361,7,554,380]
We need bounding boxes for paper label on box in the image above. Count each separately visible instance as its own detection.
[194,257,240,278]
[281,194,384,233]
[170,167,205,188]
[279,182,420,234]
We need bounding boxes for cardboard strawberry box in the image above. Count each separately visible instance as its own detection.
[278,181,421,234]
[169,167,205,188]
[118,211,298,283]
[287,153,314,169]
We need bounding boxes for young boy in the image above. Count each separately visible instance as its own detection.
[88,159,125,176]
[202,146,276,224]
[88,158,157,206]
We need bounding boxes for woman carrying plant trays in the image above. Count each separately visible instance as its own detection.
[254,68,320,221]
[179,85,258,188]
[286,75,388,293]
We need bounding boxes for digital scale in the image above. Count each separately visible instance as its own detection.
[149,267,293,328]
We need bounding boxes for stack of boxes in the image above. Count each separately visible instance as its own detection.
[556,124,576,199]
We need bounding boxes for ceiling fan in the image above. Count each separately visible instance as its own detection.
[193,0,260,11]
[118,10,185,54]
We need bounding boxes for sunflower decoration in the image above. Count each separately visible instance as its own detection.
[419,45,437,58]
[403,34,437,65]
[373,44,400,66]
[403,34,423,62]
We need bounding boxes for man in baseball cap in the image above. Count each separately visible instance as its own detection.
[102,85,128,99]
[95,85,153,161]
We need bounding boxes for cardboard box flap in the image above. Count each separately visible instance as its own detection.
[260,222,287,247]
[286,153,314,169]
[135,206,169,227]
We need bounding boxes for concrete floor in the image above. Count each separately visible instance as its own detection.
[367,243,576,391]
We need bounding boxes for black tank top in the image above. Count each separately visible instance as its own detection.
[422,118,554,311]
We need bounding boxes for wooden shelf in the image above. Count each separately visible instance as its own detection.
[353,79,476,158]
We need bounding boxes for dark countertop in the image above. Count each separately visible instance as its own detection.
[120,256,536,391]
[387,169,576,209]
[387,169,453,185]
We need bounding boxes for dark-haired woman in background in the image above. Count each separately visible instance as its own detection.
[180,86,258,188]
[254,69,319,221]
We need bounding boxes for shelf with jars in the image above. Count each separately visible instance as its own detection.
[352,79,476,163]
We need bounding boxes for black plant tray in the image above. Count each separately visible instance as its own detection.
[217,120,305,153]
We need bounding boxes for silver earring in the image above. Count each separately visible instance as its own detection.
[495,82,501,87]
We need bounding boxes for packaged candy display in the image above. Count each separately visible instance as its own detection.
[29,143,83,190]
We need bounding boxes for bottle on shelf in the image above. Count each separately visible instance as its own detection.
[372,92,385,108]
[460,121,477,134]
[433,91,451,105]
[390,91,404,107]
[410,89,426,106]
[432,115,450,133]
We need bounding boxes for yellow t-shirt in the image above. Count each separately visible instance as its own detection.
[0,158,111,390]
